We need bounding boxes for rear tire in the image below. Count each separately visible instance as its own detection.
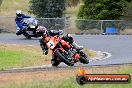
[55,50,74,66]
[23,32,31,39]
[79,56,89,64]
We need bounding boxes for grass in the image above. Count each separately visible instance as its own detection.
[1,80,131,88]
[0,44,96,69]
[84,48,97,58]
[0,49,30,68]
[0,0,30,16]
[0,65,132,88]
[0,44,51,69]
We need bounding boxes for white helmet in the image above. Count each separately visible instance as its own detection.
[16,10,22,17]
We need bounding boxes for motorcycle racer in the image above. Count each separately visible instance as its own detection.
[62,34,83,50]
[37,27,83,56]
[38,29,84,66]
[36,26,62,55]
[15,10,31,35]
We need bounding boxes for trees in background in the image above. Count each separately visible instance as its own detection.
[123,1,132,20]
[0,0,3,7]
[67,0,80,7]
[76,0,132,31]
[77,0,132,20]
[29,0,66,18]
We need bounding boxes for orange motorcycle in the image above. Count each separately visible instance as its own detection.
[42,35,89,66]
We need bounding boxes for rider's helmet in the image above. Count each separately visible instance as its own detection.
[66,34,74,43]
[36,26,48,37]
[66,34,73,39]
[67,34,72,37]
[16,10,22,18]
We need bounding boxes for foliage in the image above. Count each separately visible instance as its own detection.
[76,0,132,31]
[67,0,80,7]
[29,0,66,18]
[75,20,127,31]
[29,0,48,17]
[0,0,3,7]
[75,20,101,31]
[122,1,132,20]
[77,0,132,20]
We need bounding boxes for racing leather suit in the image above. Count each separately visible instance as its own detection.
[37,26,62,55]
[38,27,83,66]
[15,14,31,35]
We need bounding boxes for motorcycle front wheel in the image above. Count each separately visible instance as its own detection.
[55,50,74,66]
[79,56,89,64]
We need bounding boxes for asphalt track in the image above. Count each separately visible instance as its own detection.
[0,34,132,66]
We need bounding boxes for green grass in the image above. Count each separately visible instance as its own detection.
[0,44,96,69]
[0,0,30,16]
[0,49,29,69]
[0,48,45,70]
[0,44,51,69]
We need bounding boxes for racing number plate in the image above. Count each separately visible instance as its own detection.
[47,39,56,49]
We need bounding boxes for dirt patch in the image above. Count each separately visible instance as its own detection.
[0,69,76,87]
[0,64,131,87]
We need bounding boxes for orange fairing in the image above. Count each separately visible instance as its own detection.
[61,40,71,49]
[51,36,60,45]
[74,54,80,62]
[44,36,60,50]
[78,67,86,76]
[44,37,50,43]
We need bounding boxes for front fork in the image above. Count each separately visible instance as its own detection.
[78,51,87,58]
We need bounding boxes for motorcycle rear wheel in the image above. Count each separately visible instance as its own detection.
[23,32,31,39]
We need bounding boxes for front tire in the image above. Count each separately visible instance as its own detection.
[55,50,74,66]
[51,56,60,67]
[79,56,89,64]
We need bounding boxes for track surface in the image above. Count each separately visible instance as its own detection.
[0,34,132,66]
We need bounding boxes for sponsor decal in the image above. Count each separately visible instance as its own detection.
[76,67,131,85]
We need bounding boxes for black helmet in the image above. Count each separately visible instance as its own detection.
[36,26,48,37]
[16,10,22,17]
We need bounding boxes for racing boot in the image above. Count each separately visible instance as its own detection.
[16,28,25,35]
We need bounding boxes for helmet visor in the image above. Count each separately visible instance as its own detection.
[17,14,22,17]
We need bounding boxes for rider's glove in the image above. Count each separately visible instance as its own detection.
[43,49,48,55]
[22,26,27,30]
